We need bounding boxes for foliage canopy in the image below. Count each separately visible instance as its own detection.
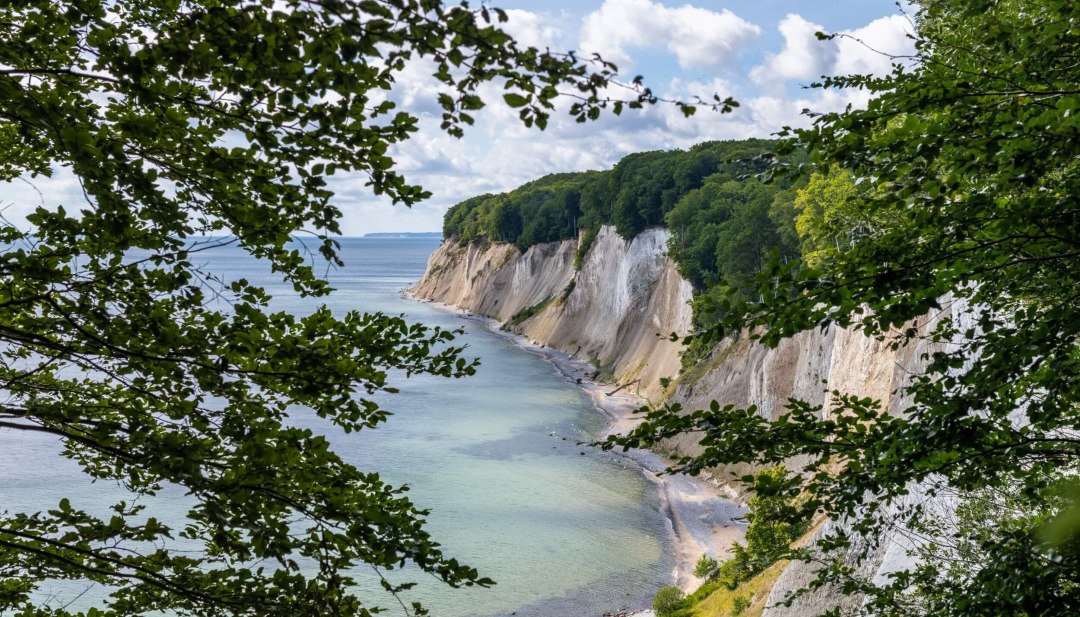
[652,585,685,617]
[0,0,734,615]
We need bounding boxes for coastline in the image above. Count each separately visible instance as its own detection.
[404,291,746,605]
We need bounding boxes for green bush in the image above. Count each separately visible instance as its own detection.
[715,466,809,589]
[731,595,750,616]
[743,466,808,565]
[716,544,753,589]
[653,586,686,617]
[693,554,720,579]
[508,295,554,326]
[559,278,576,302]
[574,226,598,269]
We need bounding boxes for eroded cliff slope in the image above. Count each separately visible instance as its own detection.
[410,226,692,402]
[411,226,951,451]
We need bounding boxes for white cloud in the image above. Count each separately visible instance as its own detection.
[742,10,914,127]
[1,168,86,231]
[750,12,913,88]
[834,14,914,76]
[750,14,836,85]
[347,74,773,232]
[499,9,567,50]
[579,0,761,72]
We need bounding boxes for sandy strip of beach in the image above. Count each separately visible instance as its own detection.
[405,293,747,599]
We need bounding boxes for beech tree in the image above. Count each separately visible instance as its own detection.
[609,0,1080,614]
[792,167,859,268]
[0,1,735,615]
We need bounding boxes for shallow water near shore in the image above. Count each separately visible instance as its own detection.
[1,237,676,617]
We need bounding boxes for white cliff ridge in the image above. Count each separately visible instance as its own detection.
[410,226,692,402]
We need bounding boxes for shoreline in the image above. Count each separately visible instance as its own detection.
[404,291,746,604]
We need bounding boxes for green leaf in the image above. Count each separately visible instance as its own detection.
[503,92,528,108]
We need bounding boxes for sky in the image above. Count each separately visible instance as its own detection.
[5,0,916,236]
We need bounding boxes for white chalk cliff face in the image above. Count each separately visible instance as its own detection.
[410,227,965,615]
[412,224,956,442]
[410,226,693,401]
[663,311,953,465]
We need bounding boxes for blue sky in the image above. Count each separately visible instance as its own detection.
[6,0,914,236]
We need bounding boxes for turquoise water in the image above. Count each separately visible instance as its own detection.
[0,237,673,616]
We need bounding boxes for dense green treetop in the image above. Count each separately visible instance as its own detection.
[791,168,860,269]
[0,1,737,615]
[444,138,779,248]
[441,138,803,297]
[443,171,599,247]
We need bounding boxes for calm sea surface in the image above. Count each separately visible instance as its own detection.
[1,237,673,616]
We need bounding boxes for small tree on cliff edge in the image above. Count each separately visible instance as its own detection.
[0,1,736,615]
[608,0,1080,614]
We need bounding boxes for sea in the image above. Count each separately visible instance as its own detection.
[1,237,675,616]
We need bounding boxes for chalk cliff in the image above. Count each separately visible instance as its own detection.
[411,225,953,456]
[410,226,693,402]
